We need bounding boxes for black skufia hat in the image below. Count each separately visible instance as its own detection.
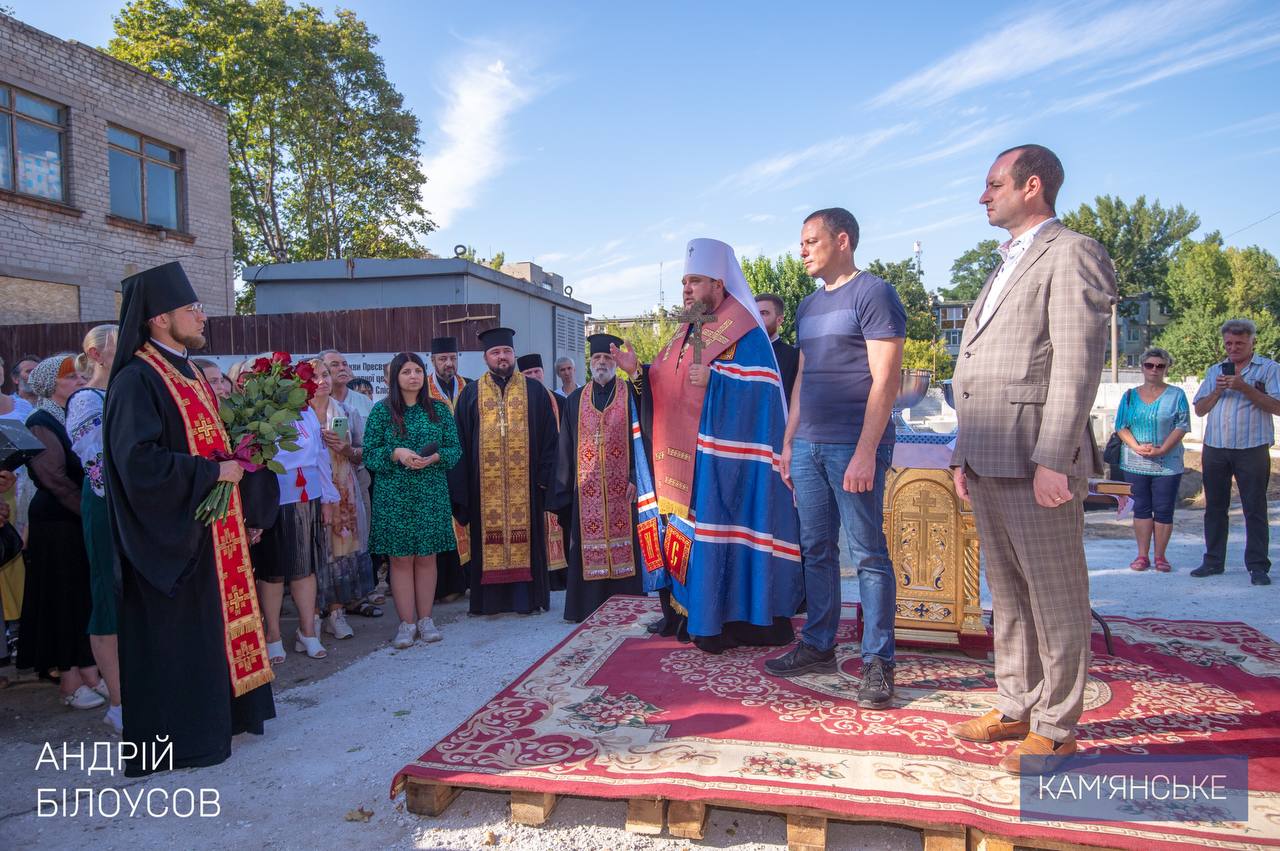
[588,333,624,356]
[112,262,200,375]
[430,336,459,354]
[517,353,543,371]
[477,326,516,352]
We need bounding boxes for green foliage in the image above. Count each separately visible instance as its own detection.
[602,313,680,364]
[1155,306,1280,380]
[1061,195,1199,303]
[902,337,954,380]
[108,0,434,285]
[940,239,1000,301]
[489,251,506,270]
[865,258,936,341]
[740,253,815,344]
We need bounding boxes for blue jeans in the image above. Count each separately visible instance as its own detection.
[791,439,895,662]
[1122,470,1181,524]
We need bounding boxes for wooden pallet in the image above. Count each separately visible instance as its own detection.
[402,776,1121,851]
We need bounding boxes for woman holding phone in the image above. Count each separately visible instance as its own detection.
[364,352,461,648]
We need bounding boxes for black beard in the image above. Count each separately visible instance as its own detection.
[174,330,206,350]
[489,363,514,379]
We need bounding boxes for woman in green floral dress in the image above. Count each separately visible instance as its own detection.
[364,352,461,648]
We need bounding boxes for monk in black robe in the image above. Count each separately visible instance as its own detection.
[104,262,275,776]
[426,336,470,602]
[552,336,643,622]
[450,328,559,615]
[518,352,568,592]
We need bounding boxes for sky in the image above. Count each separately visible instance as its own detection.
[10,0,1280,317]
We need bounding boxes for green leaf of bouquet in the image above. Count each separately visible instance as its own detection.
[287,387,307,407]
[278,440,300,452]
[266,460,285,474]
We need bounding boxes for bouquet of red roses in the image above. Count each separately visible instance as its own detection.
[195,351,319,524]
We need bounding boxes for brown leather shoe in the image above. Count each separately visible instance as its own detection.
[949,709,1030,743]
[998,732,1078,775]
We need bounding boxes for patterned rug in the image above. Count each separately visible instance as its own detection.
[393,597,1280,850]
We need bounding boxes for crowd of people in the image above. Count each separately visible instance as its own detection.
[0,143,1276,779]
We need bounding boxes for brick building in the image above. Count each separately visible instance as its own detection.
[0,14,234,326]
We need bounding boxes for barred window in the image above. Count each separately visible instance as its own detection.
[108,126,182,229]
[0,83,67,202]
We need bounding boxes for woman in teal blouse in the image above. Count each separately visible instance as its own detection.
[364,352,461,649]
[1115,347,1191,573]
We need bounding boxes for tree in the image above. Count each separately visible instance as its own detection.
[941,239,1000,301]
[109,0,434,299]
[740,253,815,344]
[1165,233,1280,318]
[488,251,506,271]
[1061,195,1198,304]
[1155,306,1280,380]
[865,258,936,341]
[902,337,953,379]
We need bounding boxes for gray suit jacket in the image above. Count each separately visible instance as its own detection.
[950,220,1116,479]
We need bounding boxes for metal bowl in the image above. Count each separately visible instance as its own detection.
[941,379,955,410]
[895,368,932,409]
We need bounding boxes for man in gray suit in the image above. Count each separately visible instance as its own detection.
[948,144,1116,774]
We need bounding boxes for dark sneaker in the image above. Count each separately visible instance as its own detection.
[764,642,836,676]
[1189,564,1224,578]
[1251,571,1272,586]
[857,657,895,709]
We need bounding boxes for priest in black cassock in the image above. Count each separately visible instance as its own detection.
[449,328,559,615]
[425,335,470,601]
[104,262,276,776]
[518,352,569,592]
[551,335,644,622]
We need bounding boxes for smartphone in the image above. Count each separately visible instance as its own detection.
[1221,361,1235,376]
[328,415,349,441]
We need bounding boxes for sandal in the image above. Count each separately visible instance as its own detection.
[351,601,383,618]
[1153,556,1172,573]
[1129,556,1150,572]
[266,640,286,665]
[294,629,327,659]
[367,591,387,606]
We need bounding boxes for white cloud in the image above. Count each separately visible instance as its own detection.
[745,213,777,223]
[576,258,682,315]
[866,211,986,245]
[901,194,963,213]
[869,0,1230,108]
[419,56,538,228]
[1201,110,1280,138]
[714,123,915,194]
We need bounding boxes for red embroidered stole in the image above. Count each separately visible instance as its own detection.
[428,374,470,565]
[648,296,754,518]
[136,344,273,697]
[478,373,532,584]
[576,382,636,580]
[543,387,567,572]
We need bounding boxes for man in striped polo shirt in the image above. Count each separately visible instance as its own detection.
[1190,318,1280,586]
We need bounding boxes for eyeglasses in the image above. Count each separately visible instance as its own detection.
[184,303,205,315]
[1142,362,1167,370]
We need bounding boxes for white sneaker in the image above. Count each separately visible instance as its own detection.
[392,621,417,649]
[63,685,106,710]
[325,609,354,640]
[91,680,109,700]
[103,704,123,734]
[417,617,442,643]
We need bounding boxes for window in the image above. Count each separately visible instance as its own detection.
[946,306,964,321]
[107,126,182,229]
[945,329,963,347]
[0,84,67,201]
[1126,322,1141,343]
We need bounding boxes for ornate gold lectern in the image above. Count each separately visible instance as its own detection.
[881,466,991,656]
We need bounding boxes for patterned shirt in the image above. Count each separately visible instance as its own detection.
[1194,355,1280,449]
[1115,385,1191,476]
[977,217,1057,328]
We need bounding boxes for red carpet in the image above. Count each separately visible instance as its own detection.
[393,597,1280,849]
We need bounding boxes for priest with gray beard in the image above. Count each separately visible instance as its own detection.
[551,335,643,622]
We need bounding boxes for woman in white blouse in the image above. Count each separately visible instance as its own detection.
[250,359,340,664]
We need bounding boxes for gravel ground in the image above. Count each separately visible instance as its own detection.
[0,502,1275,850]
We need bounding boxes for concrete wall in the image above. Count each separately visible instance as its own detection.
[0,15,234,323]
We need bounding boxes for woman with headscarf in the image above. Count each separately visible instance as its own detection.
[17,354,105,710]
[66,325,124,732]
